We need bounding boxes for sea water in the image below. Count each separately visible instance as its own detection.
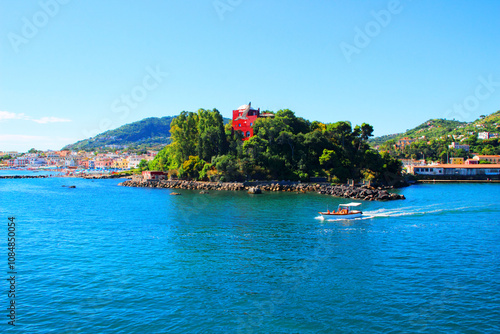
[0,173,499,333]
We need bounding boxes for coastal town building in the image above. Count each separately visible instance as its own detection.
[400,159,426,167]
[449,157,464,165]
[64,159,77,167]
[95,159,112,169]
[142,171,167,181]
[478,132,500,140]
[2,149,153,172]
[394,137,415,150]
[7,157,29,167]
[448,142,470,152]
[478,132,490,140]
[0,151,19,157]
[410,164,500,176]
[232,102,274,140]
[472,155,500,163]
[128,156,142,169]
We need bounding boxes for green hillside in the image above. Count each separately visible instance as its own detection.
[369,119,467,147]
[370,110,500,147]
[371,110,500,161]
[63,115,232,151]
[475,110,500,129]
[63,116,175,151]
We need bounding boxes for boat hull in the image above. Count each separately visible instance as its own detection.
[319,212,363,220]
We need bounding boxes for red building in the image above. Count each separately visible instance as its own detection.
[142,171,167,181]
[232,102,274,140]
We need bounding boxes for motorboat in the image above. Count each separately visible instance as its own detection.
[319,203,363,220]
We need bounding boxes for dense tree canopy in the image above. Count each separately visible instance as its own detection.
[149,108,402,183]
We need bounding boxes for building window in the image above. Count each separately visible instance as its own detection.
[250,122,253,126]
[246,131,251,137]
[238,124,241,127]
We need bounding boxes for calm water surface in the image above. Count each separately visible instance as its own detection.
[0,173,499,333]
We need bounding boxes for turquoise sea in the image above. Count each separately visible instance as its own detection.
[1,171,499,333]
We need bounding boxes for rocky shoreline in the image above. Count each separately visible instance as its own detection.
[119,180,405,201]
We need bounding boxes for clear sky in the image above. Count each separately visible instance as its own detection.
[1,0,499,152]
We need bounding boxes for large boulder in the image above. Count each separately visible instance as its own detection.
[248,186,262,194]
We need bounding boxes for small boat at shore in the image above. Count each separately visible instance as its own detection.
[319,203,363,220]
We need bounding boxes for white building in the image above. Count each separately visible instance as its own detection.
[412,164,500,176]
[64,159,77,167]
[128,156,142,169]
[478,132,490,140]
[448,142,470,152]
[27,157,47,167]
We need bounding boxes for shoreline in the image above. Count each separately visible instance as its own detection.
[119,180,406,201]
[417,179,500,183]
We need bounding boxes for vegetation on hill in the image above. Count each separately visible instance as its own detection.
[372,111,500,161]
[63,116,176,151]
[148,108,402,184]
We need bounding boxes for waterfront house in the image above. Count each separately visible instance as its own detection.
[27,157,47,167]
[142,171,167,181]
[118,158,129,169]
[95,159,112,169]
[8,158,29,167]
[64,158,77,167]
[412,164,500,176]
[128,156,142,169]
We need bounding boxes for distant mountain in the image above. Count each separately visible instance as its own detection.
[63,115,232,151]
[63,116,176,151]
[370,110,500,147]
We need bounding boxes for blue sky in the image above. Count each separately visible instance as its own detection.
[1,0,499,152]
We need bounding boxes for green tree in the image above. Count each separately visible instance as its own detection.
[169,111,199,167]
[197,108,228,161]
[137,159,149,171]
[212,155,242,181]
[181,155,206,180]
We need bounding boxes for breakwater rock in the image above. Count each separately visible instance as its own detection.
[0,175,48,179]
[119,180,405,201]
[120,180,247,191]
[82,174,130,180]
